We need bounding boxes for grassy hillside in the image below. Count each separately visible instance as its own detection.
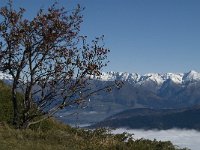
[0,80,187,150]
[0,120,187,150]
[0,80,23,123]
[0,80,14,123]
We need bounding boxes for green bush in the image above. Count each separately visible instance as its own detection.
[0,80,13,123]
[0,80,23,124]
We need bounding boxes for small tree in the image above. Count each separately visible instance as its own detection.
[0,1,122,128]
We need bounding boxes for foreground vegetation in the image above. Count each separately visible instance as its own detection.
[0,120,187,150]
[0,80,188,150]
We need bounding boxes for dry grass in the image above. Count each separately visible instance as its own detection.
[0,120,187,150]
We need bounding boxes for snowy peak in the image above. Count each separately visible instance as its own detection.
[163,73,183,84]
[100,70,200,85]
[183,70,200,82]
[1,70,200,86]
[100,72,140,83]
[0,72,12,81]
[139,73,164,85]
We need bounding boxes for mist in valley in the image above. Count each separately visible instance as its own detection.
[112,128,200,150]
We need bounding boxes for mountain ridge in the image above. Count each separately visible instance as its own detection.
[2,70,200,125]
[1,70,200,85]
[0,71,12,80]
[99,70,200,85]
[92,106,200,130]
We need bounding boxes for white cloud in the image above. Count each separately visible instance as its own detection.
[112,128,200,150]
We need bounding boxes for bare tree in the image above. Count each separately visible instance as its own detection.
[0,1,122,128]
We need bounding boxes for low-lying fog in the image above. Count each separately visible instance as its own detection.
[112,129,200,150]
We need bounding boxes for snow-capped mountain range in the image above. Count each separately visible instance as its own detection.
[2,70,200,125]
[100,70,200,85]
[60,70,200,125]
[0,72,12,83]
[1,70,200,85]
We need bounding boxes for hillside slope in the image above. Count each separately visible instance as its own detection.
[93,107,200,130]
[0,80,13,122]
[0,80,185,150]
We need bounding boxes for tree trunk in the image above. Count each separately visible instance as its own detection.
[22,86,32,126]
[12,82,19,127]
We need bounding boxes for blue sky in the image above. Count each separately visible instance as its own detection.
[1,0,200,74]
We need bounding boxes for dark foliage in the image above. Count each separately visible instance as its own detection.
[0,1,122,128]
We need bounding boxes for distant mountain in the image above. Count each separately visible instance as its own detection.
[0,72,12,84]
[97,70,200,84]
[2,70,200,125]
[57,70,200,125]
[92,106,200,130]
